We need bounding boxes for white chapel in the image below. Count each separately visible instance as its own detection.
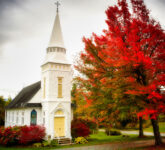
[5,2,73,140]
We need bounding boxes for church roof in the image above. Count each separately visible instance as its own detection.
[6,81,41,109]
[6,80,74,109]
[48,12,64,48]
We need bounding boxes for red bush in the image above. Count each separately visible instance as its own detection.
[19,125,45,145]
[0,126,20,146]
[0,125,45,146]
[71,119,90,138]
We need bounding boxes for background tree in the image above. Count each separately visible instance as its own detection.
[5,96,12,107]
[0,96,5,126]
[0,96,12,126]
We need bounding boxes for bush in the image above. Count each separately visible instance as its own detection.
[0,127,4,139]
[105,128,121,136]
[84,119,97,133]
[50,140,58,147]
[19,125,45,145]
[0,125,45,146]
[74,137,88,144]
[0,126,20,146]
[42,140,51,147]
[33,143,42,147]
[33,140,58,148]
[71,119,90,138]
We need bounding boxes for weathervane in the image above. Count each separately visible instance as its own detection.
[55,1,60,13]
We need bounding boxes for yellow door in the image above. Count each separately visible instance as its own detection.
[54,117,65,137]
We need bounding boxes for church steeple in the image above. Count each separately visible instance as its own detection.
[48,1,64,48]
[48,13,64,48]
[43,1,69,65]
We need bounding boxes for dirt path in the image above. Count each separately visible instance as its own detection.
[54,139,165,150]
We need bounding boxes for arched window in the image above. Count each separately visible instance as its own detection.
[31,109,37,125]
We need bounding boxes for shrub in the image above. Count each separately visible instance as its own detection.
[74,137,88,144]
[0,126,20,146]
[33,140,57,148]
[71,119,90,138]
[42,140,51,147]
[50,140,58,147]
[0,125,45,146]
[105,128,121,136]
[84,119,97,133]
[0,127,4,138]
[19,125,45,145]
[33,142,42,147]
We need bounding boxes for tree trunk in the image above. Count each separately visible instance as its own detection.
[139,116,144,137]
[150,117,162,145]
[96,118,99,133]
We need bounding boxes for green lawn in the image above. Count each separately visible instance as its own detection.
[144,122,165,133]
[0,132,154,150]
[88,131,153,144]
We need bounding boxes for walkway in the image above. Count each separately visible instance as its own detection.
[99,129,165,137]
[120,130,165,137]
[54,139,165,150]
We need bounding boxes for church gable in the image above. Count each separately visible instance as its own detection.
[28,88,42,104]
[6,81,41,109]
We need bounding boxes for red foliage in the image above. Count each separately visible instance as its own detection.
[76,0,165,119]
[75,0,165,145]
[0,126,20,146]
[0,125,45,146]
[71,119,90,138]
[19,125,45,145]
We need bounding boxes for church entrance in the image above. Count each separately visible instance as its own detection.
[54,117,65,137]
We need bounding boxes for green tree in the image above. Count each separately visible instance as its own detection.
[0,96,5,126]
[5,96,12,106]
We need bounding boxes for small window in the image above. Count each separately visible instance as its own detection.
[16,112,19,124]
[12,112,14,122]
[58,77,63,98]
[5,111,7,121]
[43,77,46,99]
[8,112,10,122]
[22,111,24,125]
[30,110,37,125]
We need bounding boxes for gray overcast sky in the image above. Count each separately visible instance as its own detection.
[0,0,164,98]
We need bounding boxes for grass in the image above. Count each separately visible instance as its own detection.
[0,131,154,150]
[121,122,165,133]
[87,131,153,144]
[144,122,165,133]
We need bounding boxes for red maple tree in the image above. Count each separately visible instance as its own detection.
[75,0,165,145]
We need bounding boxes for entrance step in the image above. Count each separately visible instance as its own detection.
[58,138,72,145]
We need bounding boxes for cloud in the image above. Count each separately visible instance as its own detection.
[0,0,24,50]
[0,0,22,17]
[158,0,165,4]
[144,0,165,28]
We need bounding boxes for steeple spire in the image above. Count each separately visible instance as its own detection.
[48,1,64,48]
[55,1,60,13]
